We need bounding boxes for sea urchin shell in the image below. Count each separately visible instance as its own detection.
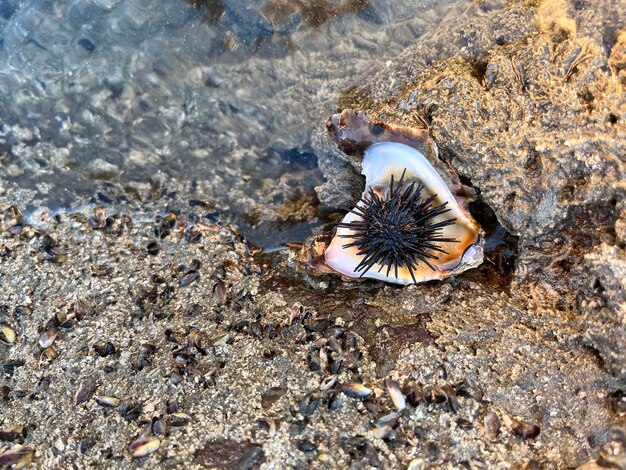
[325,142,483,285]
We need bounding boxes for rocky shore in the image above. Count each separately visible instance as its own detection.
[1,0,625,468]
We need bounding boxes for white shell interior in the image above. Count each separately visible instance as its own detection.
[325,142,483,285]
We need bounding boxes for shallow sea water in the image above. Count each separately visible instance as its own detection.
[0,0,476,246]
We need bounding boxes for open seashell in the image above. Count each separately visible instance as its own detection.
[325,142,483,285]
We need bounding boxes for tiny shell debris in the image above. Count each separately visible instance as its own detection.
[0,3,623,465]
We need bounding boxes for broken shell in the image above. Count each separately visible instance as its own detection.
[79,439,96,454]
[173,351,190,367]
[509,417,540,439]
[213,280,227,305]
[457,418,473,430]
[422,385,460,413]
[407,458,425,470]
[41,234,67,263]
[151,417,164,436]
[0,445,35,468]
[320,375,337,391]
[0,323,16,346]
[38,328,58,349]
[328,392,343,411]
[316,453,331,462]
[0,426,26,443]
[94,341,116,357]
[39,347,58,365]
[190,330,209,355]
[483,411,501,440]
[297,441,317,453]
[3,360,24,376]
[179,271,198,287]
[74,379,97,404]
[119,402,143,422]
[385,379,406,411]
[146,241,161,256]
[91,207,107,229]
[95,396,122,408]
[169,412,192,427]
[211,332,231,346]
[307,348,321,371]
[166,401,179,414]
[371,424,395,440]
[170,371,184,385]
[325,142,483,285]
[7,224,23,235]
[470,458,488,469]
[339,383,372,399]
[129,437,160,458]
[372,411,401,428]
[299,395,322,418]
[405,386,422,407]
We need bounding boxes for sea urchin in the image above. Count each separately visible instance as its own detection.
[325,141,483,285]
[337,169,457,283]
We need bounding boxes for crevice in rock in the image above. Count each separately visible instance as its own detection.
[458,175,519,287]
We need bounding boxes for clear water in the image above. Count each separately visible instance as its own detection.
[0,0,471,245]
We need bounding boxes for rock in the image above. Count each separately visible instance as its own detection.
[319,0,626,376]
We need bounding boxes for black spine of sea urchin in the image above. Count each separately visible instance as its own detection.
[337,169,457,283]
